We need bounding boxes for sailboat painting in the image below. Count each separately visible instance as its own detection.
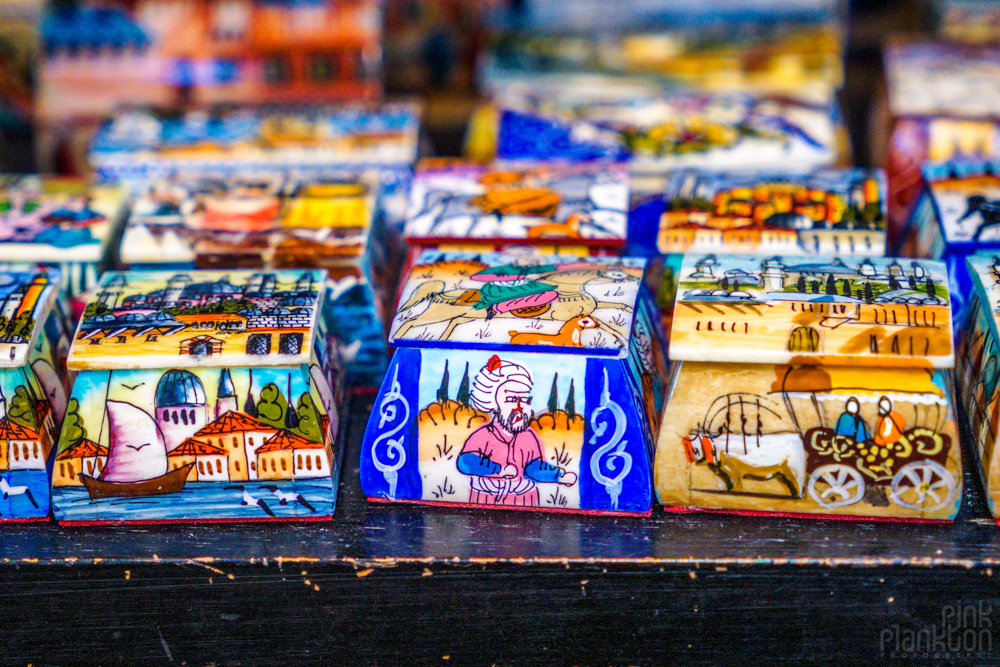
[52,268,343,524]
[51,364,341,523]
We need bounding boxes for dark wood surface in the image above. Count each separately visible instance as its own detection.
[3,396,1000,665]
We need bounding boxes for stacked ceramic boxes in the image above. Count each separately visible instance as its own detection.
[90,104,421,390]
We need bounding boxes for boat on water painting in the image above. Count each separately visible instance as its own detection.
[51,269,344,524]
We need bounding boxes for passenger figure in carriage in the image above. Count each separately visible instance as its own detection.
[834,397,870,443]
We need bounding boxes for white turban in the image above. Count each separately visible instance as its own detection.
[471,355,533,414]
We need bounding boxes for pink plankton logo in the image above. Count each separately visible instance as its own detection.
[881,603,992,660]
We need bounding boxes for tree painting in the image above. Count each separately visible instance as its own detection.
[437,360,450,403]
[548,373,559,413]
[864,282,874,303]
[295,392,323,443]
[841,279,852,297]
[456,362,471,407]
[565,379,576,420]
[796,275,806,293]
[256,382,288,429]
[825,274,837,296]
[926,277,937,298]
[59,397,87,453]
[8,385,37,431]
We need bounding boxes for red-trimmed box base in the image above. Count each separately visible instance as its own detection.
[58,515,332,527]
[367,495,651,517]
[664,505,952,524]
[0,516,50,524]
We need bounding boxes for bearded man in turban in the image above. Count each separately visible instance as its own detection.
[457,355,577,506]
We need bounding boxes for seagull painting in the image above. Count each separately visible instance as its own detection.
[225,485,277,517]
[259,484,317,513]
[0,477,39,508]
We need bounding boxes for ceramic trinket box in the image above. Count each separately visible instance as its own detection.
[51,269,343,524]
[905,160,1000,315]
[361,250,668,514]
[958,255,1000,521]
[629,168,887,258]
[491,91,844,173]
[0,266,71,521]
[403,161,629,257]
[0,176,127,317]
[119,172,395,389]
[655,253,963,521]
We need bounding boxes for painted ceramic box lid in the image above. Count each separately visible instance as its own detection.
[68,269,325,371]
[885,40,1000,119]
[91,103,420,168]
[404,162,628,245]
[0,176,126,263]
[389,250,646,358]
[0,266,60,369]
[922,161,1000,244]
[669,254,954,368]
[654,168,886,255]
[495,91,839,172]
[121,173,376,266]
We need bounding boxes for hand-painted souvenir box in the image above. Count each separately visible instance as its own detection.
[404,161,629,256]
[655,254,963,521]
[119,172,394,389]
[361,251,668,515]
[0,266,71,521]
[491,91,845,174]
[628,168,887,258]
[905,161,1000,316]
[0,176,128,318]
[877,41,1000,240]
[958,255,1000,520]
[89,103,420,235]
[51,269,344,524]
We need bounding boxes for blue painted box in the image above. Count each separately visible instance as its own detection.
[905,160,1000,317]
[361,251,668,515]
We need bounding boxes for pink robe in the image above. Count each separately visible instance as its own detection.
[460,423,544,506]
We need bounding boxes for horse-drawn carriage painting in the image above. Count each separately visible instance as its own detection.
[655,253,963,520]
[403,162,628,251]
[960,255,1000,520]
[361,250,667,514]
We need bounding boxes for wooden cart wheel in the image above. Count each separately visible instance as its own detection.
[807,464,866,508]
[889,460,956,512]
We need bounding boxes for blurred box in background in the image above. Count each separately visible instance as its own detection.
[37,0,385,174]
[0,0,42,173]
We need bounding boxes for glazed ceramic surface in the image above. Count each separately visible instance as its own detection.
[628,168,887,257]
[655,253,962,521]
[52,269,343,524]
[90,103,420,181]
[958,255,1000,519]
[493,92,842,173]
[907,161,1000,315]
[0,176,127,308]
[119,172,397,389]
[0,266,71,521]
[362,250,667,514]
[404,162,628,249]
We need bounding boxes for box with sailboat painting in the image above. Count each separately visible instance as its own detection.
[654,253,963,521]
[360,250,667,514]
[0,265,71,521]
[119,171,394,390]
[50,269,344,524]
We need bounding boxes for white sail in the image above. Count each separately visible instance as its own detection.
[101,400,168,483]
